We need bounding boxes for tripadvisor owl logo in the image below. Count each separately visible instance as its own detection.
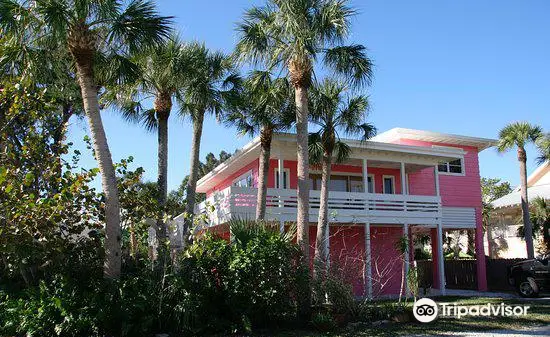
[413,298,438,323]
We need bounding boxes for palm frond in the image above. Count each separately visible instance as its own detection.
[498,122,544,153]
[108,0,172,54]
[536,134,550,165]
[333,140,351,164]
[308,132,324,165]
[324,44,373,88]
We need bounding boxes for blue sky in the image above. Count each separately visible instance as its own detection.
[67,0,550,191]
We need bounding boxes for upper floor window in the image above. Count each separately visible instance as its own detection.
[383,175,395,194]
[438,159,464,175]
[233,171,253,188]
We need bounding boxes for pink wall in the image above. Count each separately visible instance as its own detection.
[397,139,483,209]
[370,226,405,296]
[266,161,402,193]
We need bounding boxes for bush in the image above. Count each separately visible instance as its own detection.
[311,312,337,332]
[169,220,301,334]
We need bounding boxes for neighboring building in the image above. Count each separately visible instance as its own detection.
[189,128,496,297]
[487,162,550,259]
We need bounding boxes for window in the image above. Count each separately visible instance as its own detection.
[383,176,395,194]
[438,159,464,175]
[308,174,365,192]
[367,174,375,193]
[274,168,290,189]
[350,176,364,192]
[233,171,253,188]
[329,176,348,192]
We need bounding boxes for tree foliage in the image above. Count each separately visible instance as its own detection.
[0,81,102,285]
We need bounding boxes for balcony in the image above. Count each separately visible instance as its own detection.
[195,186,442,227]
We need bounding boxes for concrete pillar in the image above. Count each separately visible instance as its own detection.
[437,222,446,295]
[401,162,407,195]
[475,208,488,291]
[364,222,372,299]
[430,228,440,289]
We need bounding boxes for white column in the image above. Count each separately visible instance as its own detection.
[278,156,285,212]
[437,220,446,295]
[403,223,410,296]
[279,220,285,234]
[434,165,440,196]
[278,156,284,189]
[362,158,369,193]
[365,222,372,299]
[400,162,407,195]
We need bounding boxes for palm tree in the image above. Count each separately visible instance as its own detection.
[308,79,376,271]
[0,0,172,278]
[225,71,295,219]
[105,37,196,246]
[498,122,543,259]
[235,0,374,273]
[180,45,241,243]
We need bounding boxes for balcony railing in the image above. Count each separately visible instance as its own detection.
[195,186,442,227]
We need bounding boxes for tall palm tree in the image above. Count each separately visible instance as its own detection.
[225,70,295,220]
[308,79,376,271]
[0,0,172,278]
[180,45,241,242]
[498,122,543,259]
[105,37,196,246]
[235,0,374,272]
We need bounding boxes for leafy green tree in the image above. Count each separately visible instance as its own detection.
[235,0,374,277]
[497,122,543,259]
[0,34,84,173]
[308,79,375,270]
[0,0,172,278]
[179,45,241,242]
[0,82,102,285]
[225,71,295,219]
[481,177,513,228]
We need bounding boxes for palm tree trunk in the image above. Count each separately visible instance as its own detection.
[294,84,311,322]
[518,147,534,259]
[75,62,122,279]
[314,152,331,276]
[256,126,273,220]
[183,110,205,243]
[295,85,310,259]
[156,111,169,241]
[154,92,172,246]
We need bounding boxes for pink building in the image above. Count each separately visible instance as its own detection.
[191,128,496,297]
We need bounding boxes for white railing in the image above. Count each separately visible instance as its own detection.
[195,186,442,227]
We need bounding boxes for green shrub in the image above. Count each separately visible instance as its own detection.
[170,220,301,334]
[311,312,337,332]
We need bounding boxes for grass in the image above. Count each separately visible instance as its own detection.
[262,297,550,337]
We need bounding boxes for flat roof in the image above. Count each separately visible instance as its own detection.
[371,128,498,151]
